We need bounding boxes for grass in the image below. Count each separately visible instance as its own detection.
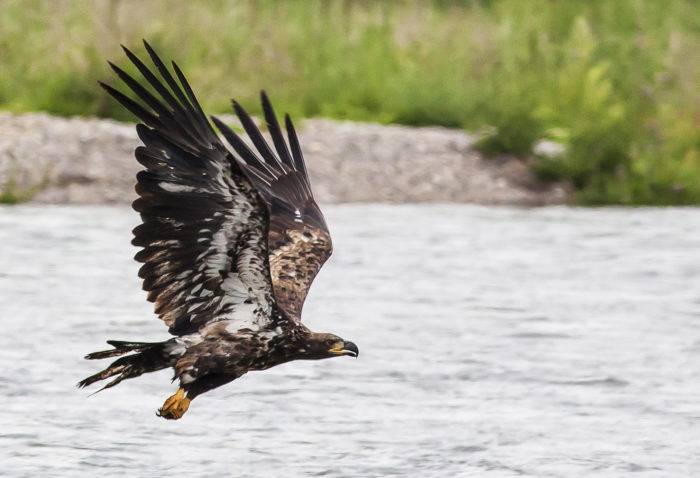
[0,177,45,204]
[1,0,700,204]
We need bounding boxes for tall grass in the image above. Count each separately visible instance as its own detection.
[1,0,699,204]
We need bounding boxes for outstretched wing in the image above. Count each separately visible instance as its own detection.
[102,42,274,336]
[212,93,332,321]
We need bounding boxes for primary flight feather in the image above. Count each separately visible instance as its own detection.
[78,41,358,419]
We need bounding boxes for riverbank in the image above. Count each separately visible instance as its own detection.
[3,1,699,204]
[0,112,569,206]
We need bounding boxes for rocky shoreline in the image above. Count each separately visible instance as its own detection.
[0,112,569,205]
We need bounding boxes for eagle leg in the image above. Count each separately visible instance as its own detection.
[156,387,191,420]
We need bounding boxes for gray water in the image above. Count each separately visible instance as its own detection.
[0,205,699,477]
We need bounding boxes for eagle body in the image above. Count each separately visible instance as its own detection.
[79,42,358,419]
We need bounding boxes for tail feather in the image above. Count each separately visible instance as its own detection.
[78,363,128,389]
[85,365,133,396]
[79,339,174,392]
[84,340,159,360]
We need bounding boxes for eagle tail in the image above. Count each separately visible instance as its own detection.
[84,340,155,359]
[78,340,173,393]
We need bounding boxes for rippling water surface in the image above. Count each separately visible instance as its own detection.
[1,205,699,477]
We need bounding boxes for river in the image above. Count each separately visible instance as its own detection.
[1,205,698,477]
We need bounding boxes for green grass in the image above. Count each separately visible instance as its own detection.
[0,177,43,204]
[1,0,700,204]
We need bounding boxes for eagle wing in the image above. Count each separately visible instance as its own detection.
[102,42,274,336]
[212,93,332,321]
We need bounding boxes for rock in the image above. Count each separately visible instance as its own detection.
[0,112,139,204]
[0,112,569,205]
[533,139,567,159]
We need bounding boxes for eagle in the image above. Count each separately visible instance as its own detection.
[78,41,358,420]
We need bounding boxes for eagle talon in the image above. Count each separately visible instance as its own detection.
[157,387,190,420]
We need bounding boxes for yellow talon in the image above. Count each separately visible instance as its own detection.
[157,387,191,420]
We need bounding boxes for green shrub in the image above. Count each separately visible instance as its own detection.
[1,0,699,205]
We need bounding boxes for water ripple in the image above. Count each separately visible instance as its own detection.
[1,204,699,476]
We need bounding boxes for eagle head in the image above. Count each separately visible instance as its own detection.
[299,332,359,360]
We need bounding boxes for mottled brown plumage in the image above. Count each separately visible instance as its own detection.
[269,216,332,320]
[78,41,358,419]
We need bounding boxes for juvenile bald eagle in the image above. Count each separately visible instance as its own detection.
[78,42,358,419]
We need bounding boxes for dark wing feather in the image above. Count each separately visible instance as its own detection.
[103,42,274,336]
[215,92,332,320]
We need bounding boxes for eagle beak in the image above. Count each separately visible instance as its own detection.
[329,341,359,358]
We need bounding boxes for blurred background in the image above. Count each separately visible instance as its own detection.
[2,1,700,477]
[1,0,700,204]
